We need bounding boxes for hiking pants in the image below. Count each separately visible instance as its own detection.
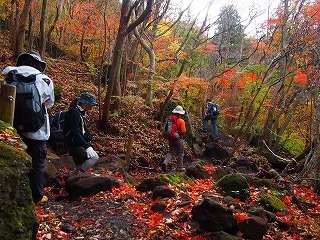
[23,137,47,203]
[202,115,218,137]
[164,138,184,169]
[66,146,99,175]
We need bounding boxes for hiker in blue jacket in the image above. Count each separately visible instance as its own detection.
[63,92,99,175]
[2,50,55,203]
[202,98,220,140]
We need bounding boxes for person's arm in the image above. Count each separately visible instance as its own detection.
[37,74,55,109]
[177,118,187,134]
[205,103,212,115]
[67,109,90,149]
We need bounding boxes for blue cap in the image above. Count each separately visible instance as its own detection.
[77,92,98,106]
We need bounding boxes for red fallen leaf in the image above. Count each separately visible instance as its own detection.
[0,132,11,139]
[148,212,163,227]
[282,195,292,205]
[86,219,95,225]
[57,230,68,239]
[234,212,249,221]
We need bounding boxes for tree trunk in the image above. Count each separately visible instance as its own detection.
[27,11,34,50]
[297,94,320,188]
[39,0,47,57]
[47,0,64,47]
[100,0,154,128]
[132,11,155,106]
[13,0,35,56]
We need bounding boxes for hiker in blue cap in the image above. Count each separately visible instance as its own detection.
[63,91,99,175]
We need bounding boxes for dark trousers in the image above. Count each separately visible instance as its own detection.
[202,115,219,137]
[23,137,47,203]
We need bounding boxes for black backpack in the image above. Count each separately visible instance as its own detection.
[5,70,45,132]
[208,102,220,115]
[49,110,68,142]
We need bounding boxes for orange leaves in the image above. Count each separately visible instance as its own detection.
[203,165,216,175]
[234,212,249,222]
[214,69,259,90]
[294,72,308,85]
[199,43,217,54]
[282,195,292,205]
[176,73,208,92]
[148,212,163,228]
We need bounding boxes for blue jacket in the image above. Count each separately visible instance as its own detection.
[63,106,92,149]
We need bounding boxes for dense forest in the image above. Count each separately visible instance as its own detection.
[0,0,319,239]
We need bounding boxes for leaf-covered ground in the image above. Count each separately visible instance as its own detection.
[0,30,319,239]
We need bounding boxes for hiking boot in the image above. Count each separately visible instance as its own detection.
[38,195,48,203]
[161,163,167,173]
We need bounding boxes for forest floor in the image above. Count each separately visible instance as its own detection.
[0,30,319,239]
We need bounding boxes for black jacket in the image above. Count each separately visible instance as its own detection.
[63,106,92,149]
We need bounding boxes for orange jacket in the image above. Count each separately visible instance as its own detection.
[177,118,187,134]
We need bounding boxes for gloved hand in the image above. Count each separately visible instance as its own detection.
[86,147,98,159]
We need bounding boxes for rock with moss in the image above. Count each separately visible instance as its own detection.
[157,172,192,185]
[257,193,287,212]
[215,173,250,200]
[0,142,37,240]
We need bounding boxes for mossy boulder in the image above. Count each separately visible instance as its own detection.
[257,193,287,212]
[215,173,250,200]
[0,141,37,240]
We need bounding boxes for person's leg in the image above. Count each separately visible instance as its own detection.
[175,138,185,170]
[202,115,210,131]
[163,142,174,166]
[212,117,219,138]
[24,138,47,203]
[67,146,87,175]
[81,155,99,171]
[162,140,176,172]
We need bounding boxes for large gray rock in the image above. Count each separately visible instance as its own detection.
[65,173,121,197]
[191,195,238,233]
[237,216,269,240]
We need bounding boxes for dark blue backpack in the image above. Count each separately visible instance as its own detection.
[50,110,68,142]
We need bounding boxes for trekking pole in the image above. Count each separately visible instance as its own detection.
[0,84,16,127]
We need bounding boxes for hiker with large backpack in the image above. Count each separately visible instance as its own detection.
[202,98,220,140]
[161,105,187,173]
[63,92,99,176]
[2,50,55,203]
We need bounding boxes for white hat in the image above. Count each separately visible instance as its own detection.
[172,105,185,115]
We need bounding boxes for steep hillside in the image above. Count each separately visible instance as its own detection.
[1,30,319,240]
